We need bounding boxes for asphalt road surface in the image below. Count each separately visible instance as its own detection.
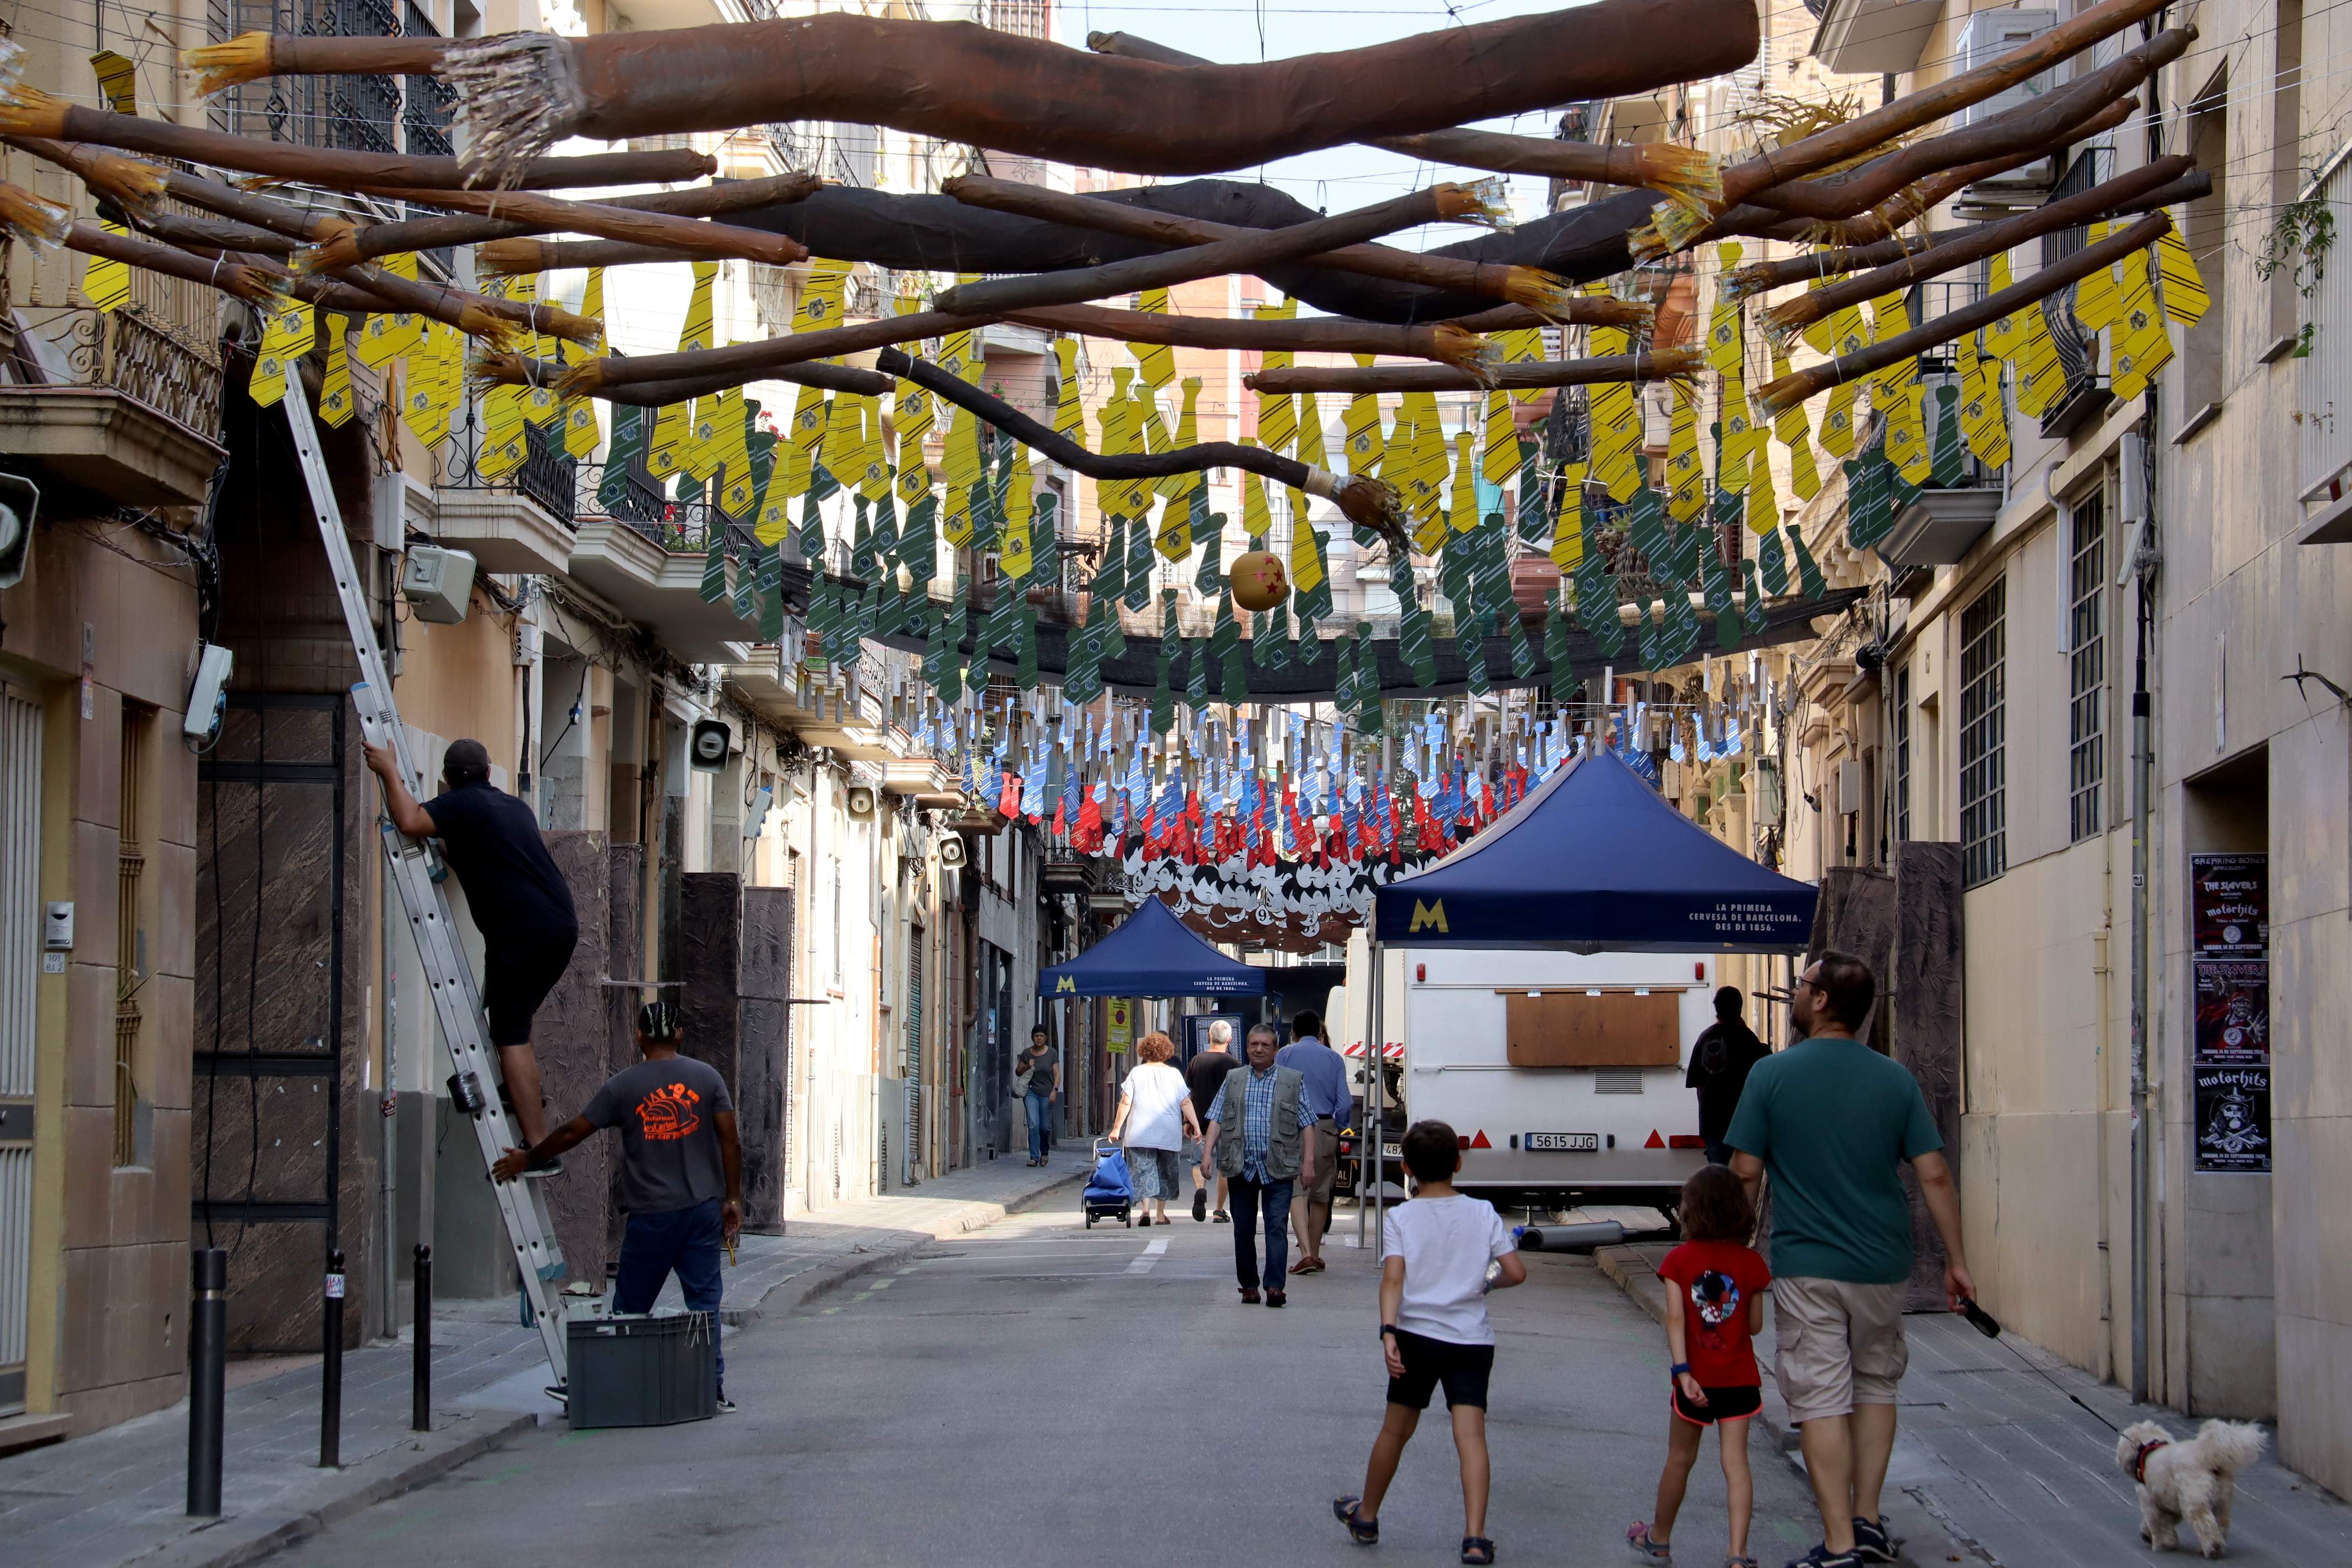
[270,1199,1822,1567]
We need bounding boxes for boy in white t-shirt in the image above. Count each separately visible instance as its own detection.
[1335,1120,1526,1566]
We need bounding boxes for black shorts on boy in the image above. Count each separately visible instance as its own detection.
[1386,1328,1495,1411]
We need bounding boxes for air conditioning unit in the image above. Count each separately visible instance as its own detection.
[846,783,878,821]
[1954,9,2061,214]
[1837,758,1866,817]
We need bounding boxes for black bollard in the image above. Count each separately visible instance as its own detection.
[187,1248,227,1517]
[412,1244,432,1433]
[320,1247,345,1468]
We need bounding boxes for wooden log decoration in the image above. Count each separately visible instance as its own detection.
[564,307,990,394]
[480,238,699,274]
[1247,349,1700,396]
[297,172,824,270]
[0,83,715,191]
[42,211,287,307]
[1004,304,1500,375]
[323,186,809,269]
[1082,30,1724,212]
[937,182,1519,317]
[1752,213,2172,417]
[595,361,894,407]
[1755,155,2193,346]
[188,0,1763,186]
[3,135,168,224]
[941,175,1580,313]
[875,347,1413,552]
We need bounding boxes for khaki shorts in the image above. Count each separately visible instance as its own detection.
[1299,1121,1340,1202]
[1773,1275,1909,1424]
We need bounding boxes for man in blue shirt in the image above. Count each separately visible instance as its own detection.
[1276,1009,1349,1275]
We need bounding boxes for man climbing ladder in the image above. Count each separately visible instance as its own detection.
[363,736,579,1153]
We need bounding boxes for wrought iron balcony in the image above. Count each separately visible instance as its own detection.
[439,405,579,526]
[47,306,225,442]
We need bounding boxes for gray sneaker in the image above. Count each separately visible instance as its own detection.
[1849,1517,1899,1564]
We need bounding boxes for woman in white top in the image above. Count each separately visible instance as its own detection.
[1108,1031,1201,1226]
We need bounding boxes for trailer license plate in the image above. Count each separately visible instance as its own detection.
[1381,1142,1401,1159]
[1526,1133,1600,1152]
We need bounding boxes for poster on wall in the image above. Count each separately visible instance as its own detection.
[2193,1064,2272,1174]
[1106,997,1133,1057]
[2190,852,2269,956]
[2193,961,2271,1065]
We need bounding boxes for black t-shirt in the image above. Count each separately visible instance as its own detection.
[1185,1050,1242,1123]
[1685,1019,1771,1144]
[421,781,578,945]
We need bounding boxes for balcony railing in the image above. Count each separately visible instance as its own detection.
[441,404,579,526]
[576,460,750,555]
[47,306,226,439]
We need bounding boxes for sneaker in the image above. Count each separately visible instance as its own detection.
[716,1395,739,1414]
[1785,1548,1863,1568]
[1193,1190,1208,1223]
[1849,1518,1899,1564]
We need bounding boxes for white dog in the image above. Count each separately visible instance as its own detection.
[2117,1417,2268,1558]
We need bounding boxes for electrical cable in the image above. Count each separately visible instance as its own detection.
[239,701,264,1256]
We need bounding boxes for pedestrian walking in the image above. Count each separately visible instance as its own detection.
[364,737,578,1151]
[1334,1119,1524,1565]
[1109,1031,1201,1226]
[1018,1025,1059,1166]
[1185,1020,1241,1222]
[493,1001,743,1411]
[1202,1024,1317,1306]
[1275,1008,1349,1274]
[1725,951,1975,1568]
[1626,1164,1771,1567]
[1686,987,1770,1166]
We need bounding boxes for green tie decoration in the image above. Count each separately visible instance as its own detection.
[1096,511,1128,607]
[1625,483,1669,569]
[1063,593,1108,706]
[850,495,877,580]
[1192,504,1225,596]
[700,534,728,603]
[927,591,962,704]
[1703,548,1740,651]
[901,491,937,585]
[1354,621,1384,736]
[1757,526,1789,596]
[1575,509,1625,657]
[1545,590,1576,704]
[1393,552,1437,687]
[1213,592,1246,705]
[1016,600,1040,690]
[1928,382,1967,487]
[797,489,827,568]
[1788,525,1827,599]
[1740,560,1772,637]
[1124,504,1154,612]
[1505,597,1537,677]
[1460,605,1492,696]
[1658,587,1702,669]
[1185,624,1211,712]
[1334,631,1359,721]
[1515,437,1551,545]
[1151,593,1178,735]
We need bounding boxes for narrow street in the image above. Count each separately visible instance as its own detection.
[263,1201,1820,1567]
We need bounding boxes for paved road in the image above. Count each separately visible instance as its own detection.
[266,1202,1823,1567]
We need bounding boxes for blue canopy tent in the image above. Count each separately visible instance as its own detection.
[1374,748,1817,951]
[1038,896,1267,998]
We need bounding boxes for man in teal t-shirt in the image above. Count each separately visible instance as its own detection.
[1727,952,1975,1568]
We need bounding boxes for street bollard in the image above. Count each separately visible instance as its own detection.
[320,1247,345,1469]
[412,1244,432,1433]
[187,1248,227,1517]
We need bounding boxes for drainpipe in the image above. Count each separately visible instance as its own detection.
[2127,416,2156,1405]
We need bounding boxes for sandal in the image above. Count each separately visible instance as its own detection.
[1724,1559,1758,1568]
[1333,1496,1379,1545]
[1462,1538,1495,1565]
[1626,1522,1671,1561]
[1213,1210,1231,1223]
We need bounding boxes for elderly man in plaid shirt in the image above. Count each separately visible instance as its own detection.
[1203,1024,1317,1308]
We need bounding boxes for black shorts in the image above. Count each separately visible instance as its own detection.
[482,928,577,1046]
[1672,1381,1762,1426]
[1386,1329,1495,1412]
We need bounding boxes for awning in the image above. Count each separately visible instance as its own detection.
[1038,896,1268,997]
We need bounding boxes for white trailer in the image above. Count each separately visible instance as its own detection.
[1339,931,1719,1212]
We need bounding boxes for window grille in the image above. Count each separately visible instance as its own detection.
[1960,580,2008,887]
[2068,494,2107,842]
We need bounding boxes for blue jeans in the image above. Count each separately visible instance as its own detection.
[613,1197,725,1396]
[1026,1090,1055,1161]
[1231,1173,1295,1290]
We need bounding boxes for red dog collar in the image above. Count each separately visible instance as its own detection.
[2131,1439,2169,1483]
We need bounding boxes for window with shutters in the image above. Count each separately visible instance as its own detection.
[1960,580,2008,888]
[2068,494,2108,842]
[1894,665,1912,844]
[115,705,153,1167]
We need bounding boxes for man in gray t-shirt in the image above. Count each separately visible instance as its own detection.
[497,1001,744,1407]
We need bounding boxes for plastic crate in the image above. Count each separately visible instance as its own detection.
[566,1311,718,1428]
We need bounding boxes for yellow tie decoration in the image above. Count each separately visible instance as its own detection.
[1385,391,1445,532]
[853,394,890,502]
[358,252,424,369]
[794,260,851,333]
[1744,423,1780,535]
[1589,381,1643,502]
[1800,276,1838,357]
[1343,356,1386,473]
[649,264,716,479]
[1497,327,1545,400]
[1715,357,1752,495]
[1289,488,1327,597]
[81,220,132,313]
[1157,385,1202,557]
[1295,383,1327,472]
[1255,297,1299,453]
[1705,243,1745,377]
[1096,369,1140,519]
[1956,333,2011,471]
[1479,389,1521,488]
[318,315,355,427]
[2154,228,2208,325]
[1981,253,2023,360]
[1001,444,1037,579]
[1868,291,1917,403]
[2071,222,2122,334]
[709,389,754,515]
[1818,382,1859,459]
[89,49,138,115]
[562,268,605,461]
[1242,463,1273,548]
[895,378,935,453]
[476,377,530,483]
[1130,287,1176,390]
[1052,338,1088,447]
[401,322,460,449]
[2012,302,2066,418]
[2109,244,2175,403]
[1770,349,1820,501]
[1883,384,1931,484]
[1665,384,1705,521]
[1549,462,1587,573]
[247,301,314,409]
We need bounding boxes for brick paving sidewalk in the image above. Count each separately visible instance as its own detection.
[0,1156,1080,1568]
[1597,1242,2352,1565]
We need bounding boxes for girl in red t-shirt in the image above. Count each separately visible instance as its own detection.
[1628,1164,1772,1567]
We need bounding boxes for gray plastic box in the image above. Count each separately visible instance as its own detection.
[566,1311,717,1428]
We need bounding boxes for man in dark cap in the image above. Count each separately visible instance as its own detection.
[364,737,578,1151]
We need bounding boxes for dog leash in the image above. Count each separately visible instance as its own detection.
[1957,1297,2125,1435]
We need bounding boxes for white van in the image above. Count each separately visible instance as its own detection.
[1334,932,1718,1213]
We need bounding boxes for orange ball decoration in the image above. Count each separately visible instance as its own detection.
[1229,551,1291,612]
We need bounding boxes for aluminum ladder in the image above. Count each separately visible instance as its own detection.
[282,390,569,1385]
